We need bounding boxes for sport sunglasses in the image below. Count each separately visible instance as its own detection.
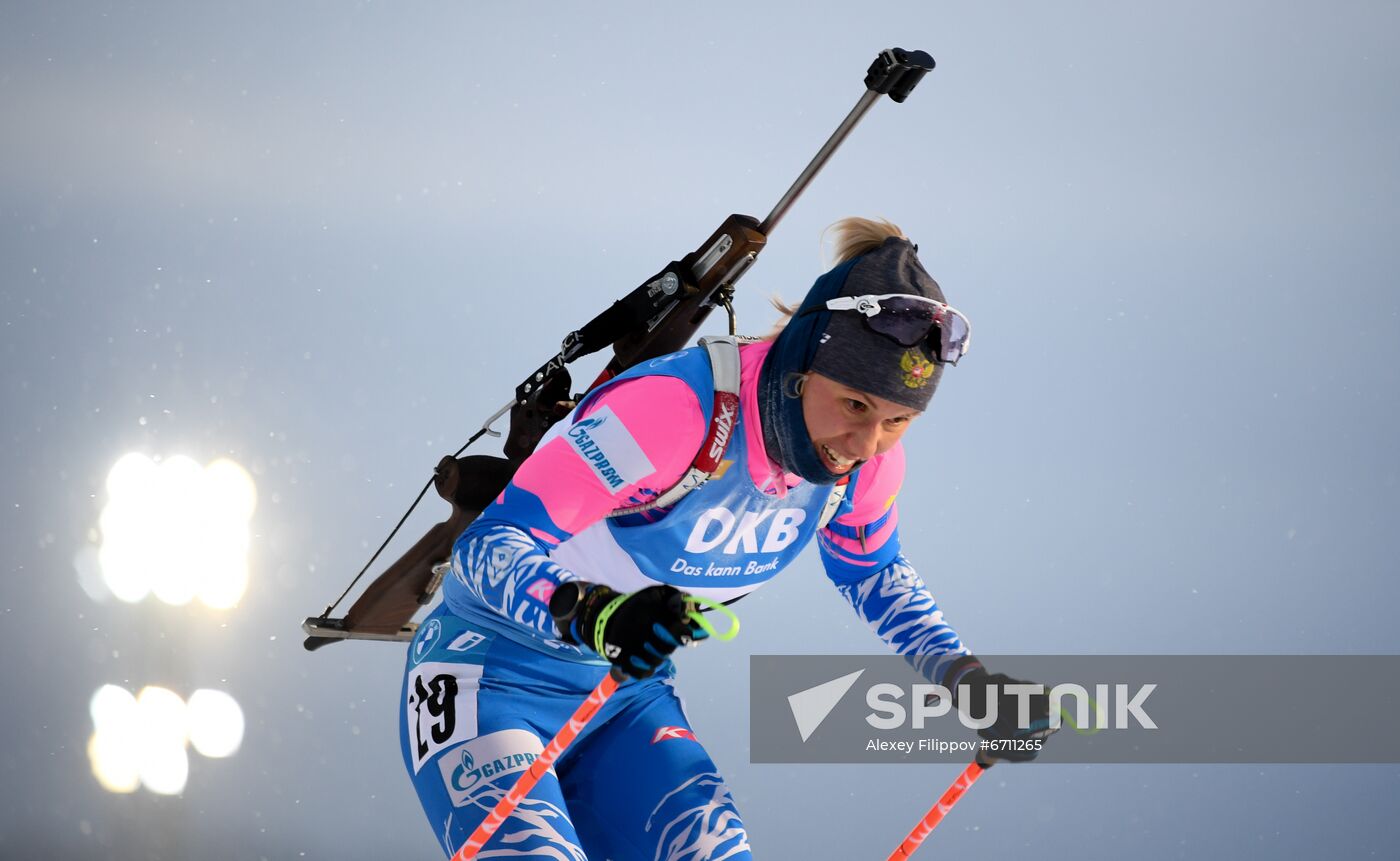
[804,293,972,365]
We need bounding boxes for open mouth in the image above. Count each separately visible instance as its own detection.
[820,444,856,473]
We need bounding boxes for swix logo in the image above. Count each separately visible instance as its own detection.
[684,507,806,554]
[651,726,698,744]
[706,397,739,462]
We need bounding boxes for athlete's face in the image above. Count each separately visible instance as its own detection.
[801,372,920,475]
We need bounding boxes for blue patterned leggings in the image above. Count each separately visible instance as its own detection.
[399,603,753,860]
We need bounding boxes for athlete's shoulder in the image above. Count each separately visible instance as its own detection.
[573,371,707,475]
[580,370,705,421]
[498,371,709,539]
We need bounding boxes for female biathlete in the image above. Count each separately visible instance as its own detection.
[400,218,1053,859]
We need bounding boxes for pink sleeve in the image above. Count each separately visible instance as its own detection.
[501,374,707,543]
[819,442,904,568]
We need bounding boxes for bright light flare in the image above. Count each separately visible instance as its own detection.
[96,453,256,608]
[138,743,190,796]
[187,689,245,758]
[87,685,141,793]
[90,683,138,731]
[89,684,244,795]
[136,685,189,748]
[133,686,189,795]
[87,731,140,794]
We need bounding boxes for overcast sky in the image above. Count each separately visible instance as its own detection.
[3,2,1399,859]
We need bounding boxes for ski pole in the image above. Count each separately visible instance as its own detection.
[452,666,625,861]
[452,599,739,860]
[885,754,994,861]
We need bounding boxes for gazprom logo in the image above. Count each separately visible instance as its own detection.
[438,730,548,807]
[567,418,626,489]
[563,407,655,492]
[449,749,537,794]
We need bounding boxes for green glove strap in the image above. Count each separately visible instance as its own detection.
[684,595,741,641]
[591,593,630,657]
[588,591,741,658]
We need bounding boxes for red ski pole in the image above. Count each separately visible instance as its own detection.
[885,754,994,861]
[451,667,625,861]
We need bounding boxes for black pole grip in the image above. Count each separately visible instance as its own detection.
[864,48,935,103]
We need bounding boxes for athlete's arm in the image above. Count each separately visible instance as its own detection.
[445,373,706,636]
[818,444,973,684]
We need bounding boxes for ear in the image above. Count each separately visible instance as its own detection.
[782,372,807,399]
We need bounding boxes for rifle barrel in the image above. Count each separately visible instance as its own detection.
[759,89,881,236]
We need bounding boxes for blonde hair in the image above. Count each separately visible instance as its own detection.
[824,216,907,266]
[764,216,908,340]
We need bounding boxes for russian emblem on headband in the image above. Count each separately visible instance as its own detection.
[900,349,935,389]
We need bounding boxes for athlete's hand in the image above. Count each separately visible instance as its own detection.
[944,657,1057,763]
[549,582,709,678]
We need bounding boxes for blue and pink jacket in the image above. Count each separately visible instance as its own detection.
[442,340,971,683]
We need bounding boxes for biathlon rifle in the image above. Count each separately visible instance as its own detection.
[302,47,935,650]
